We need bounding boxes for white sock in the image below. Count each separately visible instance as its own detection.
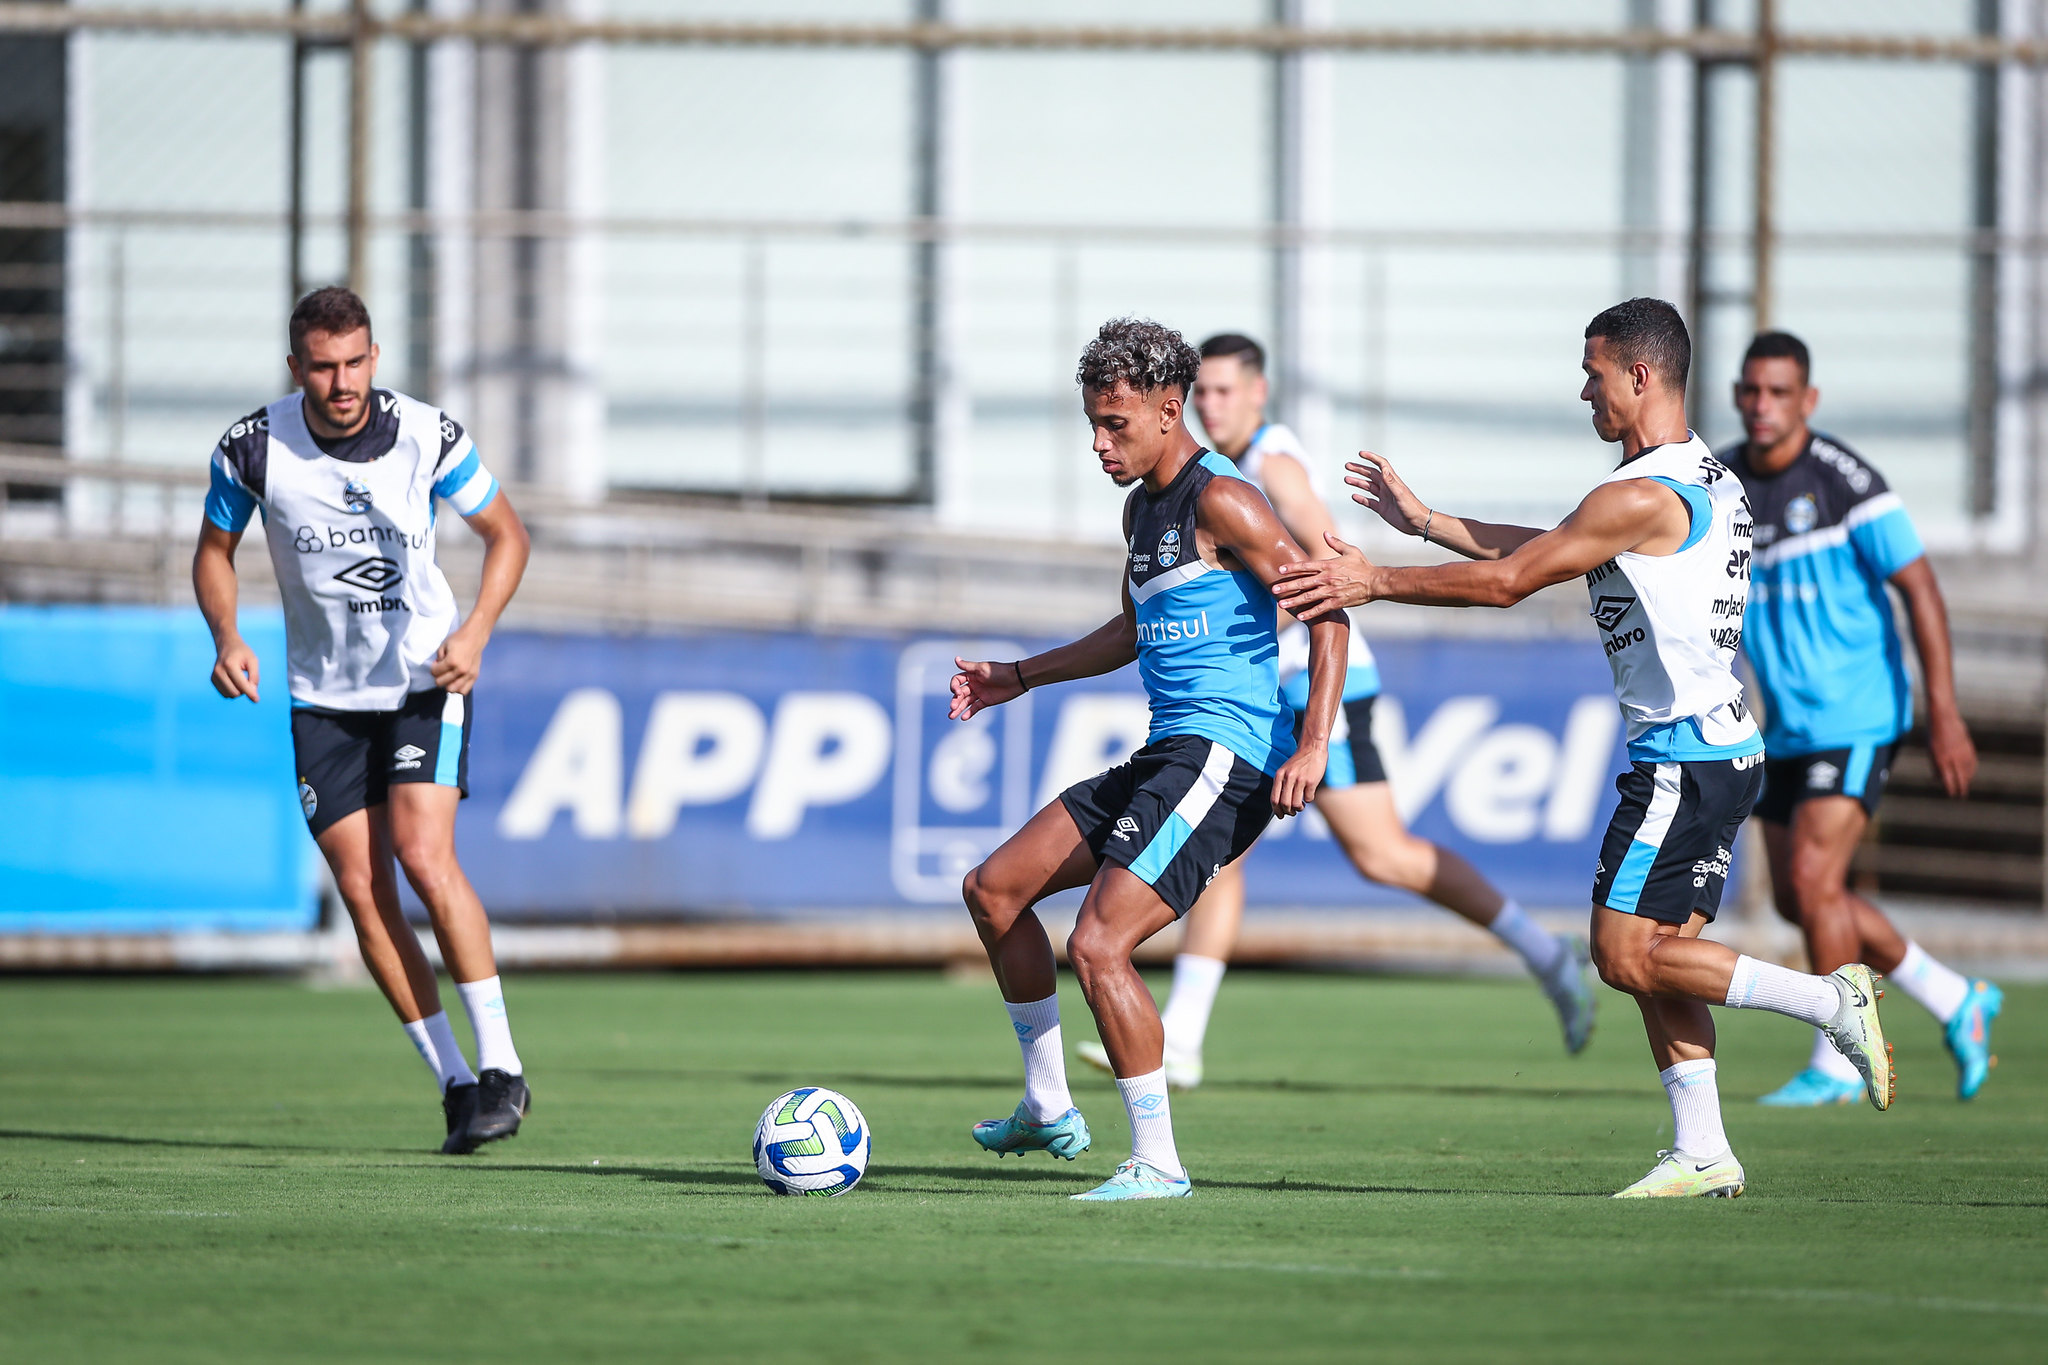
[401,1010,476,1092]
[1724,955,1841,1027]
[1887,941,1970,1024]
[1158,954,1227,1057]
[1005,995,1074,1122]
[1660,1059,1731,1160]
[455,975,524,1076]
[1806,1026,1862,1083]
[1488,900,1567,978]
[1116,1068,1185,1179]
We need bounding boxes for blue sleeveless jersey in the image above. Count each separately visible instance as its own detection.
[1125,450,1294,774]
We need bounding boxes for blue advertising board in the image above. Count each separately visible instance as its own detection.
[452,627,1630,918]
[0,611,1639,930]
[0,607,321,932]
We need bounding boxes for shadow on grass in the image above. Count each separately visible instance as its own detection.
[586,1068,1646,1103]
[0,1127,416,1157]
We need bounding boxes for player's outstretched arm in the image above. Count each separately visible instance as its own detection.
[433,492,531,695]
[949,612,1137,722]
[1344,452,1546,561]
[1197,478,1343,815]
[193,521,259,704]
[1890,556,1977,798]
[1273,478,1681,619]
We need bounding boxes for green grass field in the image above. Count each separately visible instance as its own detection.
[1,970,2042,1363]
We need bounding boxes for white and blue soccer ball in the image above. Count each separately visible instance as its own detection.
[753,1087,870,1197]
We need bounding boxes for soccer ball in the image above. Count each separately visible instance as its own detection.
[753,1087,870,1196]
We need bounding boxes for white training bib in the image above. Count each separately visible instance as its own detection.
[1583,432,1760,759]
[1232,422,1377,684]
[207,389,499,710]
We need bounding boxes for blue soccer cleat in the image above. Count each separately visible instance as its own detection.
[1757,1067,1864,1107]
[971,1102,1092,1160]
[1069,1158,1191,1201]
[1943,980,2003,1101]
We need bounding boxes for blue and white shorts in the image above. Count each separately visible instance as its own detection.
[1060,734,1274,918]
[1592,755,1763,925]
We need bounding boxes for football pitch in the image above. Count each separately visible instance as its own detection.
[1,971,2041,1363]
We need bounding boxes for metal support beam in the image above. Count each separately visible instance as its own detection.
[1751,0,1775,330]
[346,0,370,294]
[1274,0,1333,467]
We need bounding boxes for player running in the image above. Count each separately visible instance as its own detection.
[1075,333,1593,1090]
[1274,299,1894,1198]
[1725,331,2001,1105]
[951,318,1346,1201]
[192,287,534,1155]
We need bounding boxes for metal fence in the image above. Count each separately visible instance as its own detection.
[1,1,2045,550]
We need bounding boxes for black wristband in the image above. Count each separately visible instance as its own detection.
[1013,660,1030,692]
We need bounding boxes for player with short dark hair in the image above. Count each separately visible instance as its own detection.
[950,317,1347,1200]
[1272,298,1895,1198]
[1725,330,2001,1105]
[193,286,535,1154]
[1074,330,1594,1091]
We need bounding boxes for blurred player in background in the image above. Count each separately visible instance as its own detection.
[950,318,1347,1200]
[192,287,535,1154]
[1076,333,1595,1091]
[1276,299,1895,1198]
[1725,331,2002,1105]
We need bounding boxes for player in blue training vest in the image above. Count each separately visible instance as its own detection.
[948,318,1347,1202]
[1724,331,2002,1104]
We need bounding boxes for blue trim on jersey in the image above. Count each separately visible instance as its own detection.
[1850,505,1923,579]
[1127,813,1196,886]
[1323,734,1358,788]
[1648,476,1712,553]
[464,478,500,516]
[1627,717,1765,763]
[1606,839,1657,915]
[432,448,481,500]
[206,462,257,532]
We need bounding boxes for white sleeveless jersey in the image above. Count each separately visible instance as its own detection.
[205,389,500,711]
[1584,433,1762,761]
[1233,423,1377,688]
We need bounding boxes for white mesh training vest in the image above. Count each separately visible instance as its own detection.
[1584,433,1761,760]
[1233,423,1377,685]
[249,392,469,709]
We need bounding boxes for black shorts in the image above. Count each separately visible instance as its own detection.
[1753,741,1897,824]
[1592,755,1763,925]
[1298,695,1388,789]
[1059,734,1275,918]
[291,687,472,837]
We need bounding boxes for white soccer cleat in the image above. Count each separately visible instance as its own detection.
[1612,1149,1746,1199]
[1073,1039,1204,1091]
[1819,964,1895,1112]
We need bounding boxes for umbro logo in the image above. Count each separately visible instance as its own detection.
[1807,761,1840,790]
[1590,594,1635,633]
[1012,1021,1033,1038]
[1112,816,1140,842]
[393,743,426,772]
[334,557,403,592]
[1131,1094,1164,1112]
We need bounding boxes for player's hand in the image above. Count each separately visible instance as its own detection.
[1345,452,1429,537]
[1927,707,1977,798]
[1270,742,1326,818]
[1271,532,1378,621]
[210,636,261,704]
[949,657,1024,721]
[432,625,486,695]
